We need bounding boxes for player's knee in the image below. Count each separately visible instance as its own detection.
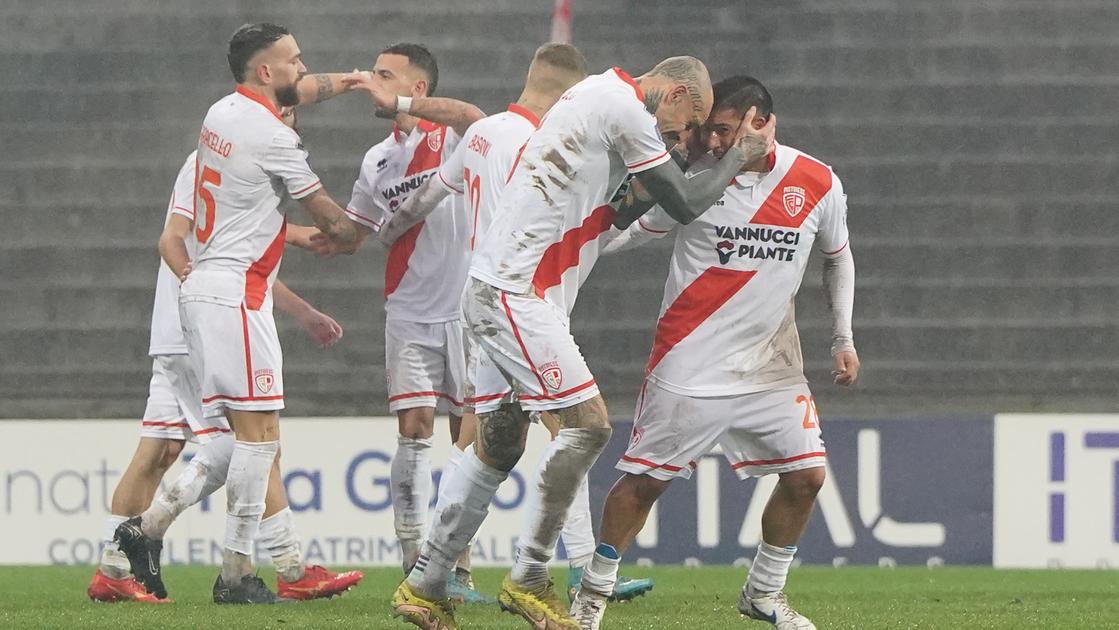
[619,473,670,508]
[475,404,530,472]
[552,396,609,430]
[397,408,435,439]
[781,466,826,500]
[157,440,185,470]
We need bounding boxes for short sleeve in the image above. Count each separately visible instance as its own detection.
[816,173,850,257]
[169,153,197,220]
[345,152,386,232]
[607,95,672,174]
[636,204,676,235]
[264,127,323,200]
[436,140,466,194]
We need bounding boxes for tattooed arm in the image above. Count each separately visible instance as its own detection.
[299,189,359,247]
[295,73,354,106]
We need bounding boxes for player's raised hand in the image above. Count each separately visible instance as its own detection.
[832,350,860,386]
[342,69,398,118]
[299,309,344,348]
[733,106,776,164]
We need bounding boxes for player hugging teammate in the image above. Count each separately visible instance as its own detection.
[85,17,858,630]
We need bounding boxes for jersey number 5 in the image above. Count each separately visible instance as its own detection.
[194,165,222,243]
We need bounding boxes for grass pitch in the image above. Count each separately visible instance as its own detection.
[0,565,1115,629]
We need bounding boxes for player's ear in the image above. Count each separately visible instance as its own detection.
[413,78,428,98]
[668,84,688,104]
[256,62,271,85]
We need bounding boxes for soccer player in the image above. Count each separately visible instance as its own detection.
[569,76,858,630]
[168,22,359,604]
[309,43,487,599]
[87,73,360,604]
[392,57,775,630]
[382,43,653,605]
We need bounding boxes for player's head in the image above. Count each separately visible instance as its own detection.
[704,75,773,161]
[374,43,439,100]
[640,56,713,153]
[227,22,307,107]
[524,43,588,100]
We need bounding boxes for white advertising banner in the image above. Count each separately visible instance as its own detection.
[0,418,553,566]
[994,414,1119,568]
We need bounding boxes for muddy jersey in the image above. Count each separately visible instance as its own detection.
[469,67,672,314]
[643,144,849,396]
[348,121,469,322]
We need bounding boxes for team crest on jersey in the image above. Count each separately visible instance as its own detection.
[426,127,444,152]
[254,369,275,394]
[783,186,806,217]
[539,362,564,391]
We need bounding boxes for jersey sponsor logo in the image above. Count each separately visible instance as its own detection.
[712,225,801,264]
[255,369,275,394]
[716,240,735,265]
[426,127,444,152]
[783,185,806,217]
[539,362,564,391]
[381,172,433,204]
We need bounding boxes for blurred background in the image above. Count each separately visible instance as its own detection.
[1,0,1116,420]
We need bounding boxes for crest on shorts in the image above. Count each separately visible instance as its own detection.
[540,362,564,391]
[782,186,806,217]
[254,369,274,394]
[427,127,444,152]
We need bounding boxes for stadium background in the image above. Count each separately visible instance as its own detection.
[1,0,1117,574]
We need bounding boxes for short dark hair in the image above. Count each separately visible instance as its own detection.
[532,43,588,76]
[711,75,773,119]
[381,43,439,96]
[227,22,291,83]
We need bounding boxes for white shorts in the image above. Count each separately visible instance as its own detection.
[140,355,232,443]
[386,319,465,415]
[180,299,285,417]
[463,331,514,415]
[462,279,599,412]
[618,380,826,481]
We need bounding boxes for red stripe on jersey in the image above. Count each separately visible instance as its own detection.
[194,427,232,435]
[385,223,423,298]
[235,85,283,122]
[531,204,617,298]
[405,123,446,176]
[388,390,464,407]
[518,378,597,401]
[749,155,832,228]
[612,67,645,103]
[646,267,757,373]
[501,292,550,394]
[244,219,287,310]
[619,455,694,473]
[506,141,528,184]
[731,451,827,469]
[142,420,189,428]
[507,103,541,128]
[202,394,284,403]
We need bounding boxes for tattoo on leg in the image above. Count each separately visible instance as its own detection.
[550,396,608,430]
[314,75,334,102]
[476,405,528,472]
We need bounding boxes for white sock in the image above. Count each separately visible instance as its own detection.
[141,434,235,539]
[580,543,620,597]
[221,440,278,582]
[561,477,596,562]
[746,541,797,594]
[99,514,130,579]
[407,445,506,598]
[392,435,433,571]
[511,427,611,589]
[259,507,304,583]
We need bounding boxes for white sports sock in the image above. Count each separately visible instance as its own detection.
[141,434,235,539]
[407,445,506,598]
[221,440,277,582]
[391,435,433,571]
[580,543,620,597]
[99,514,130,579]
[561,477,596,562]
[259,507,304,583]
[746,541,797,594]
[511,427,610,589]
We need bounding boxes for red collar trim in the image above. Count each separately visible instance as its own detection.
[766,148,777,171]
[235,85,283,122]
[417,119,440,133]
[507,103,541,128]
[612,67,644,103]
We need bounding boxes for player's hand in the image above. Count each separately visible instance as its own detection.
[299,309,344,348]
[342,70,398,118]
[832,350,860,386]
[179,261,193,283]
[308,232,342,259]
[733,106,776,164]
[285,224,322,250]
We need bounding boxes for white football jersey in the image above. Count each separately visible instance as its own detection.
[642,144,850,396]
[348,121,470,323]
[148,151,198,356]
[435,104,541,251]
[181,86,322,310]
[469,68,672,314]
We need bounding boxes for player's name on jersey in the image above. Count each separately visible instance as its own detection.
[199,125,233,158]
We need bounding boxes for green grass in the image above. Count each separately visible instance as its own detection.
[0,565,1116,629]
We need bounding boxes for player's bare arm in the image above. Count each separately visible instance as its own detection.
[342,70,485,136]
[295,73,355,106]
[308,221,373,258]
[824,245,859,386]
[633,106,775,227]
[273,279,345,348]
[378,176,450,246]
[299,188,359,247]
[284,224,320,249]
[157,214,192,281]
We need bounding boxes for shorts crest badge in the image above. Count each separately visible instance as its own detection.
[540,362,564,391]
[254,369,275,394]
[783,185,806,217]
